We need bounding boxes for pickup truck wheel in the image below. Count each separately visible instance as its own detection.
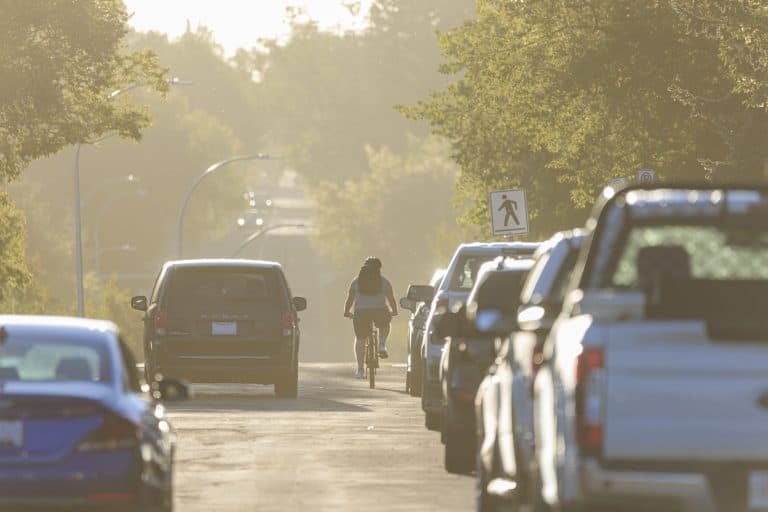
[444,427,475,474]
[405,371,411,394]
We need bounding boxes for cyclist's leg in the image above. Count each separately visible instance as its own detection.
[352,311,373,371]
[373,309,392,357]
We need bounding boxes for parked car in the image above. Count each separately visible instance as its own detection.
[0,315,187,511]
[400,269,445,397]
[132,259,307,397]
[535,185,768,512]
[438,256,534,474]
[474,230,585,510]
[421,242,539,431]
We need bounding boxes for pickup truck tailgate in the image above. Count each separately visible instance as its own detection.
[603,321,768,461]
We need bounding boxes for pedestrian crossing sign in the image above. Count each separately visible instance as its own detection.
[489,189,529,236]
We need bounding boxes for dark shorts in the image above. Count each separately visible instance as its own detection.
[353,309,391,339]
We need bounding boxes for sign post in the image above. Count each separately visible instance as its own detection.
[489,188,529,237]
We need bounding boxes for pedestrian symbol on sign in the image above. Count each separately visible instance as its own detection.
[497,194,520,227]
[489,189,529,236]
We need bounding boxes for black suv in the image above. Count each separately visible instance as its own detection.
[131,259,307,397]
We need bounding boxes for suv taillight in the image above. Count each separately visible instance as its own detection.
[76,414,140,452]
[154,308,167,336]
[575,347,604,457]
[282,311,293,337]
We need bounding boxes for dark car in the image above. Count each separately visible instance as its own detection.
[0,315,187,511]
[400,269,445,397]
[436,256,534,474]
[475,230,584,511]
[131,259,307,397]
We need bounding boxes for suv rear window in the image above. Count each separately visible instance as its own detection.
[474,270,527,312]
[449,255,499,291]
[163,267,282,312]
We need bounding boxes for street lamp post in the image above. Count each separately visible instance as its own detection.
[175,153,279,259]
[231,223,309,258]
[73,78,192,316]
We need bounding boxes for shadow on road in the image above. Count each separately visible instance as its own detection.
[167,395,370,413]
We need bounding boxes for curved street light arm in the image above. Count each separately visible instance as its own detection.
[175,154,276,258]
[231,223,308,258]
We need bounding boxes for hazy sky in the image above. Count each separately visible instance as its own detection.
[124,0,373,55]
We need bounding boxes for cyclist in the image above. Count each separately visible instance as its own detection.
[343,257,398,379]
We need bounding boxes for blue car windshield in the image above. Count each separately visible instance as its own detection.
[0,337,111,383]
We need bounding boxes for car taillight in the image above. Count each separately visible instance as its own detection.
[282,311,293,337]
[451,388,476,402]
[575,347,604,457]
[154,308,167,336]
[76,414,140,452]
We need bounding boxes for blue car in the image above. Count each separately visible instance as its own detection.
[0,316,188,511]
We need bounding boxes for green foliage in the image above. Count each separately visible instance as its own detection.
[406,0,768,234]
[0,192,30,302]
[0,0,168,181]
[312,136,459,284]
[240,1,474,183]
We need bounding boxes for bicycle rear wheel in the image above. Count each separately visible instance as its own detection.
[368,331,378,389]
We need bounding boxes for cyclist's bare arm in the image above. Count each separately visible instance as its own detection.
[343,286,355,317]
[386,286,398,316]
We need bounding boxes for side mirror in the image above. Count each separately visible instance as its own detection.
[131,295,148,312]
[153,378,190,402]
[400,297,416,312]
[292,296,307,312]
[406,284,435,304]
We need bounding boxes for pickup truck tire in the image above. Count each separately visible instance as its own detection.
[444,428,474,474]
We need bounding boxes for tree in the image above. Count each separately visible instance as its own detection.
[0,0,167,309]
[312,136,459,284]
[406,0,768,235]
[0,0,167,181]
[238,0,474,183]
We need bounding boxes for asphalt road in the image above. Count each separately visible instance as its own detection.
[166,363,474,512]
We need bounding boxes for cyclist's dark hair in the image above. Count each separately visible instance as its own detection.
[358,264,382,295]
[363,256,382,270]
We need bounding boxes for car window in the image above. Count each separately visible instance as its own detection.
[163,267,282,312]
[0,337,111,383]
[611,224,768,288]
[449,255,497,291]
[474,270,528,312]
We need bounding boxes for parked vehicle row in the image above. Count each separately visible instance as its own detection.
[401,184,768,512]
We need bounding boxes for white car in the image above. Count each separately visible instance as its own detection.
[534,186,768,512]
[421,242,539,431]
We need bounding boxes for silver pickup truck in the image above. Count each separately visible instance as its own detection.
[534,185,768,512]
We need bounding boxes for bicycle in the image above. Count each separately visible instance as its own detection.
[365,326,379,389]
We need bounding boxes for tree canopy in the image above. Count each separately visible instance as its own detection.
[0,0,167,181]
[406,0,768,235]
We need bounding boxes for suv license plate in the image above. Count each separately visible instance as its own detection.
[0,420,23,448]
[749,471,768,510]
[212,322,237,336]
